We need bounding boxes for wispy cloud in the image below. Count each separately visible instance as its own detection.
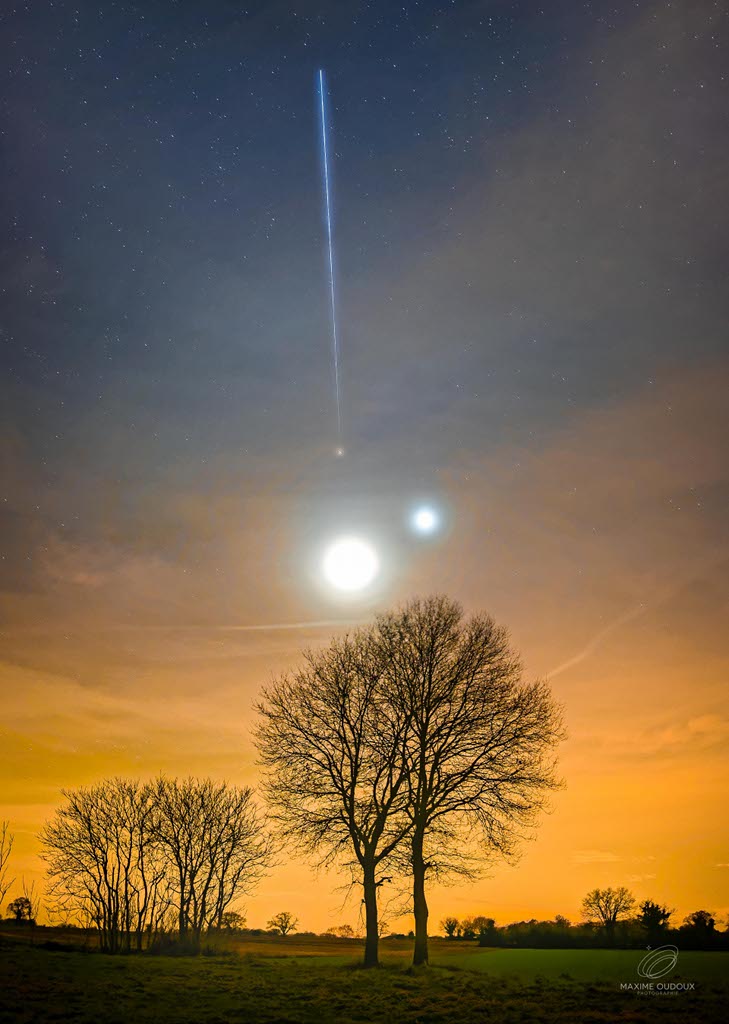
[572,850,621,865]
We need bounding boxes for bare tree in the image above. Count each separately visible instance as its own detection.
[325,923,355,938]
[581,886,635,939]
[6,895,33,922]
[682,909,716,934]
[41,777,269,953]
[460,917,478,940]
[374,596,565,965]
[40,779,167,952]
[21,878,41,924]
[463,915,495,941]
[638,899,672,941]
[152,777,271,950]
[255,631,413,967]
[45,898,76,929]
[267,910,298,935]
[0,821,14,913]
[220,909,246,931]
[441,916,460,939]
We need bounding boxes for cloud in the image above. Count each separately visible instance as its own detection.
[40,539,178,592]
[572,850,621,865]
[641,716,729,757]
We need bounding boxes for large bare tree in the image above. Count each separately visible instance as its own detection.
[374,596,565,965]
[255,632,412,967]
[152,776,271,950]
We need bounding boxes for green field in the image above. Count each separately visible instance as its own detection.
[1,934,726,1023]
[431,944,728,985]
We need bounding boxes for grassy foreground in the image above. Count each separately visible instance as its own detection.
[0,937,726,1024]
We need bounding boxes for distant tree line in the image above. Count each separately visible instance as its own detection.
[37,777,271,954]
[440,888,729,951]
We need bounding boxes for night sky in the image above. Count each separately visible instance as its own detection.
[2,1,728,929]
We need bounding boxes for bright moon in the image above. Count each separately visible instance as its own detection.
[412,506,438,534]
[323,537,379,592]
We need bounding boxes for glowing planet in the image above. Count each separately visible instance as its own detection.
[411,506,439,535]
[323,537,379,592]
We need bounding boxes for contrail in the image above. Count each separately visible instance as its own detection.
[318,68,342,446]
[545,602,648,680]
[545,547,729,680]
[93,619,358,633]
[215,619,355,632]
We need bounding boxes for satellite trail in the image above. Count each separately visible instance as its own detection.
[318,69,343,453]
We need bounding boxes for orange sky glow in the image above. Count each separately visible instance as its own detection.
[2,362,727,933]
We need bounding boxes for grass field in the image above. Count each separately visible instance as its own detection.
[1,932,726,1023]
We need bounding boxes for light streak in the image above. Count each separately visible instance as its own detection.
[318,69,342,445]
[545,546,728,679]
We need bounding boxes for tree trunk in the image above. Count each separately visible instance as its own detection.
[412,832,429,966]
[362,860,380,968]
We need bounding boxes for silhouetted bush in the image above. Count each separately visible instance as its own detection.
[469,915,729,950]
